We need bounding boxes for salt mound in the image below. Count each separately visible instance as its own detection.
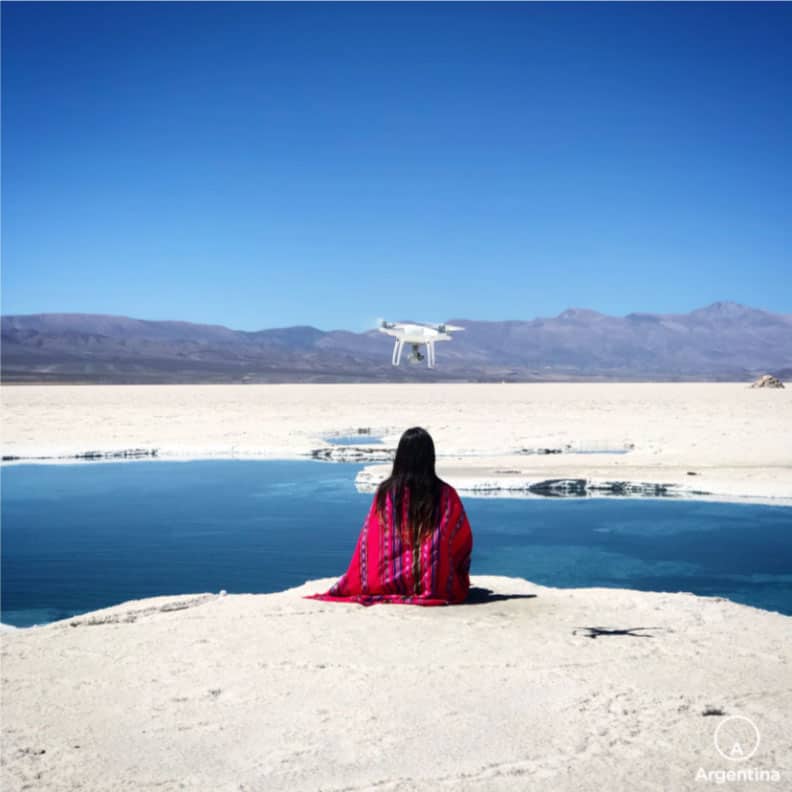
[750,374,785,389]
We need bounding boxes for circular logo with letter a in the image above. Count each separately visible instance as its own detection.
[714,715,760,762]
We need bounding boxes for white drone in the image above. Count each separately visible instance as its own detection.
[378,320,464,368]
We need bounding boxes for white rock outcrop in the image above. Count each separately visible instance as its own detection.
[750,374,785,388]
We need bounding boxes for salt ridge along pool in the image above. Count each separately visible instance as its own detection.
[2,459,791,627]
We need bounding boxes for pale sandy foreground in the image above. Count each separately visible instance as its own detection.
[2,383,791,502]
[2,576,791,791]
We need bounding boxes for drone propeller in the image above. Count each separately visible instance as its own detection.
[432,322,464,333]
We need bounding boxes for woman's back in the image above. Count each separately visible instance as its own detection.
[306,426,473,606]
[305,480,473,606]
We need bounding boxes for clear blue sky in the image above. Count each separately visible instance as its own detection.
[2,2,790,332]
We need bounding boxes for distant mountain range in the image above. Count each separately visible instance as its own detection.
[2,302,791,383]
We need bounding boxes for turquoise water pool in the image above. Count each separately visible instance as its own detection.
[2,460,790,626]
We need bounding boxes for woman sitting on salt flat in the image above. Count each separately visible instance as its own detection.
[306,427,473,606]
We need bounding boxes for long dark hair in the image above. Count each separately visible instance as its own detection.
[376,427,444,575]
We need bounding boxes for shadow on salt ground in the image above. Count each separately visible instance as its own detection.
[464,586,538,605]
[461,589,666,639]
[572,626,665,639]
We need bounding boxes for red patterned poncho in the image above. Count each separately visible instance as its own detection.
[304,482,473,606]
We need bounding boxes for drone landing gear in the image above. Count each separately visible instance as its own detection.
[391,339,404,366]
[391,340,436,368]
[416,343,436,368]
